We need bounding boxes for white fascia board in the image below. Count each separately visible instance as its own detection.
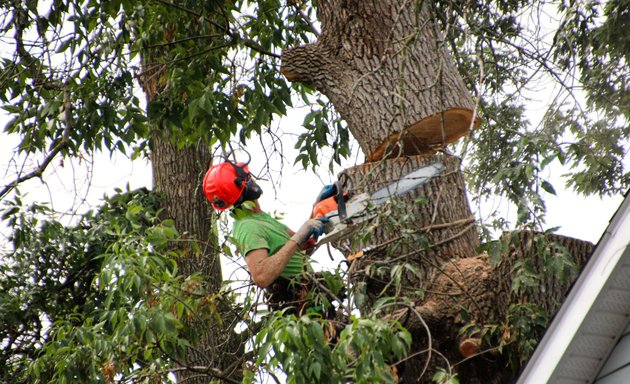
[517,193,630,384]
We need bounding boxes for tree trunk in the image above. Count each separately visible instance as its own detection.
[281,0,480,161]
[150,136,231,378]
[280,1,596,383]
[140,103,246,381]
[141,116,243,384]
[151,141,220,288]
[138,14,242,383]
[337,153,479,308]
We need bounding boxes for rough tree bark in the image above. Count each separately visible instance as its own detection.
[282,1,594,383]
[150,137,226,374]
[281,0,480,161]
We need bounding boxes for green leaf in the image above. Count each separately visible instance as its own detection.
[312,361,321,380]
[541,180,556,195]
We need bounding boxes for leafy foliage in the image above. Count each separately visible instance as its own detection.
[434,0,630,230]
[295,97,351,171]
[461,230,580,372]
[433,368,461,384]
[0,188,231,383]
[1,3,147,158]
[251,303,411,384]
[0,0,342,199]
[2,0,628,211]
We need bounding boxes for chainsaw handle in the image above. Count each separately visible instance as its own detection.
[334,181,347,222]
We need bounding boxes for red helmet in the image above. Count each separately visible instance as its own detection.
[203,162,249,211]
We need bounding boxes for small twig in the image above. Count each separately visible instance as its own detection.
[428,184,444,228]
[152,338,243,384]
[366,216,476,256]
[142,33,225,50]
[151,0,281,59]
[370,225,485,317]
[0,87,73,200]
[403,303,433,379]
[310,274,351,315]
[378,300,435,379]
[290,3,320,36]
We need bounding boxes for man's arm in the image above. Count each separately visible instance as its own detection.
[245,218,326,288]
[245,239,300,289]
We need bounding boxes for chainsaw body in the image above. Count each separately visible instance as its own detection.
[311,188,371,246]
[310,162,446,248]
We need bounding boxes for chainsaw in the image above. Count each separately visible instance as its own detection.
[311,161,445,248]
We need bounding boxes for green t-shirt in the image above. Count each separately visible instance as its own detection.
[232,209,309,278]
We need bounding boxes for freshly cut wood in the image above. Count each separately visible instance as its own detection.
[410,232,593,331]
[368,108,479,161]
[398,232,593,384]
[459,337,482,358]
[281,0,479,160]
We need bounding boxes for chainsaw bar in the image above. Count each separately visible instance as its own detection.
[315,161,445,248]
[369,162,445,206]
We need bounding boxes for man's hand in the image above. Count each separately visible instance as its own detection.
[301,237,317,255]
[290,218,329,245]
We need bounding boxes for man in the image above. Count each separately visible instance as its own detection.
[202,161,330,313]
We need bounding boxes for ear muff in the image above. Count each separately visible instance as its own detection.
[229,162,262,207]
[235,179,263,206]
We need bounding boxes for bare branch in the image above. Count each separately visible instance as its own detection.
[289,3,320,36]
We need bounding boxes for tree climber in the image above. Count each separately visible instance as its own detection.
[203,161,335,315]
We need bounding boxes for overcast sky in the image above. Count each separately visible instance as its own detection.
[1,104,624,267]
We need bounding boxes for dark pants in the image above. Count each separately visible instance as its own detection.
[265,275,341,320]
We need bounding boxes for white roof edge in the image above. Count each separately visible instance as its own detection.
[517,191,630,384]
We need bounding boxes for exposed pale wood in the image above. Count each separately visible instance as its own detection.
[410,232,594,332]
[459,338,481,358]
[368,109,480,161]
[400,232,594,383]
[281,0,479,159]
